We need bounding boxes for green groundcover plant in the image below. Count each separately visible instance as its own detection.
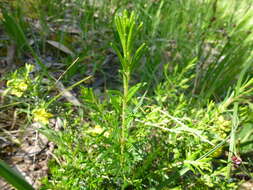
[38,11,252,189]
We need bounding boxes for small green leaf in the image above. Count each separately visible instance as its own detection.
[126,83,144,103]
[107,90,122,113]
[131,43,146,71]
[111,42,126,69]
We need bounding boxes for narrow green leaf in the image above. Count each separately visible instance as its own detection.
[126,83,144,103]
[0,160,34,190]
[2,11,27,49]
[126,22,135,56]
[133,90,148,114]
[111,42,126,69]
[131,43,146,71]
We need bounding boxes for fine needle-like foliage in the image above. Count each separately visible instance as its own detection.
[111,10,146,188]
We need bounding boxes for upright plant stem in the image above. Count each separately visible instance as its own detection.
[113,11,145,188]
[226,58,252,178]
[226,102,239,179]
[121,71,129,189]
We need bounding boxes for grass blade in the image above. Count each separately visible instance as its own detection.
[0,160,34,190]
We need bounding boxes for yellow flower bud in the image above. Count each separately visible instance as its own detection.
[6,79,28,97]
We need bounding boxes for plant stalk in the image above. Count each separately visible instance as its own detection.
[226,102,239,179]
[121,70,130,189]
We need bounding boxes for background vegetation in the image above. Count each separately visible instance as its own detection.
[0,0,253,189]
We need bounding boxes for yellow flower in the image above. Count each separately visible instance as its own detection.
[86,125,109,137]
[6,79,28,97]
[32,108,53,124]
